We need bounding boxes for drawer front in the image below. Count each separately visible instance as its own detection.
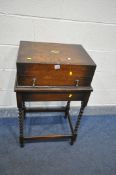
[17,64,94,77]
[17,64,95,86]
[23,92,85,101]
[17,75,91,86]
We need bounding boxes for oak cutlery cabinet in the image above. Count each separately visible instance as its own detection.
[15,41,96,147]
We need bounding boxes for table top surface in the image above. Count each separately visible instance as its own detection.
[17,41,96,66]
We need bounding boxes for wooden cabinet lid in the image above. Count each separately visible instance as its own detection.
[17,41,96,66]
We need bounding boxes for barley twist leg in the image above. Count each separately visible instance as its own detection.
[18,108,24,147]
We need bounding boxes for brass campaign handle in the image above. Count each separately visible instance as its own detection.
[32,78,36,87]
[75,80,79,86]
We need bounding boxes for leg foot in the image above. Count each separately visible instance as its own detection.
[70,133,77,145]
[70,140,74,145]
[20,143,24,148]
[19,137,24,147]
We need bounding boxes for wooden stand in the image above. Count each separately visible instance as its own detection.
[15,79,92,147]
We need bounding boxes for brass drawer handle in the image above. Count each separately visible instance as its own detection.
[69,94,72,98]
[75,80,79,86]
[32,78,36,87]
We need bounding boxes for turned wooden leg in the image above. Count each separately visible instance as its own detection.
[71,101,86,144]
[22,101,26,119]
[18,108,24,147]
[65,101,70,118]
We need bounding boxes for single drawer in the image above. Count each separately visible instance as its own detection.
[17,75,92,86]
[23,92,85,101]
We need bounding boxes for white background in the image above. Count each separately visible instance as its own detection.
[0,0,116,107]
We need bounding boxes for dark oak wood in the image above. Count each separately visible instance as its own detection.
[17,75,92,86]
[24,135,72,141]
[17,41,96,87]
[15,84,93,92]
[17,41,96,65]
[22,92,86,101]
[25,107,66,112]
[15,41,96,147]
